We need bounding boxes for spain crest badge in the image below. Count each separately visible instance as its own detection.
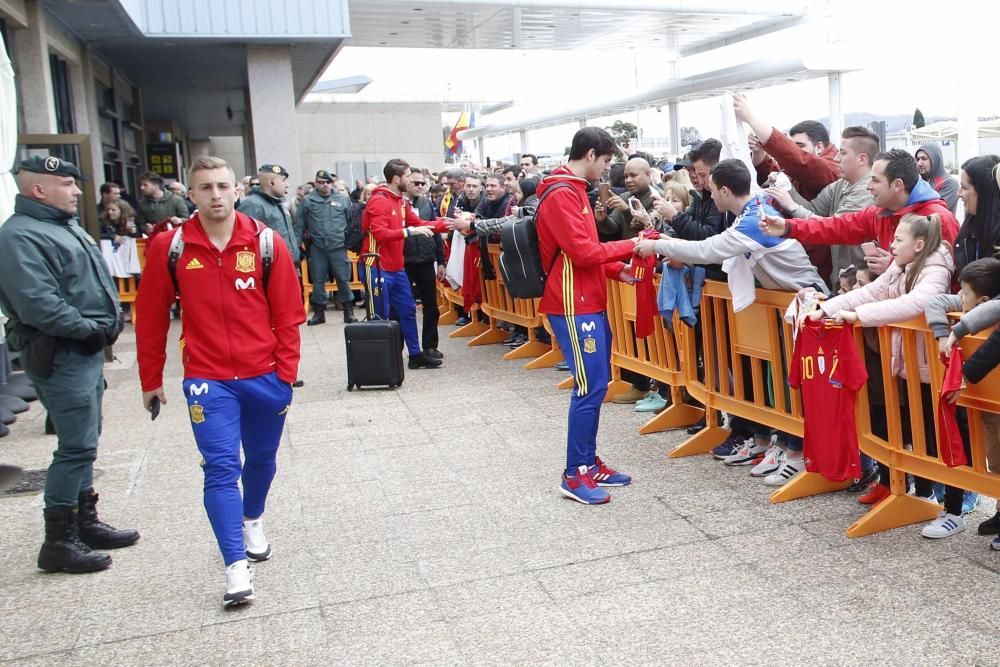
[235,251,256,274]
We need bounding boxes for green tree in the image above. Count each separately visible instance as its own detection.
[680,126,702,148]
[607,120,639,144]
[913,107,926,128]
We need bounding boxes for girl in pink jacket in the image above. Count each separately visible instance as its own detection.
[811,214,963,535]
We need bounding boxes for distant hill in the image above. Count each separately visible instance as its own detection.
[816,113,950,134]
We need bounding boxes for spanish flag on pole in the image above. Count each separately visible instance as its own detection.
[445,111,472,155]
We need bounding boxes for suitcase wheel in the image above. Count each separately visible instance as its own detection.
[346,384,354,392]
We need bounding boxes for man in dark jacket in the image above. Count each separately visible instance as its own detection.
[404,172,446,357]
[297,169,355,325]
[0,156,137,574]
[916,142,959,213]
[652,139,733,279]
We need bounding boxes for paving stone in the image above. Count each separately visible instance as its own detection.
[3,316,998,664]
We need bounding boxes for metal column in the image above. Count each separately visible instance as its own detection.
[669,100,680,155]
[827,72,843,144]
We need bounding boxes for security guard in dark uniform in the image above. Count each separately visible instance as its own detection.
[0,156,139,573]
[237,164,301,266]
[297,169,356,325]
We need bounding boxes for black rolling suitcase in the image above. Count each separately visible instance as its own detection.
[345,253,404,391]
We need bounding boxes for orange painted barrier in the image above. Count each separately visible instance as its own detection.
[605,278,704,434]
[474,244,558,366]
[846,316,1000,537]
[300,252,364,314]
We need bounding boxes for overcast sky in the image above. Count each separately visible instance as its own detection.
[319,0,996,158]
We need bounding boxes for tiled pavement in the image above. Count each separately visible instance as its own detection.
[1,317,998,665]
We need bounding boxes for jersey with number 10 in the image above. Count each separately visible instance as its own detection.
[789,319,868,481]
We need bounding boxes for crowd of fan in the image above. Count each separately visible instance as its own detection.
[90,99,1000,547]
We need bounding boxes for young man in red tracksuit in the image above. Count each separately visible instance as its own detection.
[135,156,305,607]
[536,127,641,505]
[361,159,450,369]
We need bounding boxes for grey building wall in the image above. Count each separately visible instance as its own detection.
[294,102,446,185]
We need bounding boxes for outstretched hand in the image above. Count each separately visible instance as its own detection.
[633,239,658,258]
[759,213,787,237]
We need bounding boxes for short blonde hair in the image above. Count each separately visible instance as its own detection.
[188,156,235,186]
[663,181,691,210]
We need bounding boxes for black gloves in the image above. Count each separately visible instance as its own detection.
[79,319,122,355]
[80,328,106,355]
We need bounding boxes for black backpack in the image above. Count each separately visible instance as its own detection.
[345,202,365,254]
[498,183,572,299]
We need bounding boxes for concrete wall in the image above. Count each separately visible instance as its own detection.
[194,136,247,181]
[296,102,446,184]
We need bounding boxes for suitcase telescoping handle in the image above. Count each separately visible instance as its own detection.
[359,253,383,321]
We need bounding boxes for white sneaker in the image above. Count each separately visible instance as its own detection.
[243,517,272,561]
[763,458,804,487]
[920,513,966,539]
[223,560,256,607]
[723,439,769,466]
[750,445,785,478]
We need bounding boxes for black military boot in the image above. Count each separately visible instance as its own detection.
[343,305,356,323]
[77,488,140,549]
[37,506,112,573]
[307,304,326,326]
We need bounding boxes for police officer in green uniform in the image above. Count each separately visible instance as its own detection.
[297,169,355,325]
[237,164,307,388]
[237,164,301,266]
[0,156,139,573]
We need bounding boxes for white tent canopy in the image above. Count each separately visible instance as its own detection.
[909,118,1000,142]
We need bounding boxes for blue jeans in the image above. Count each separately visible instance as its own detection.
[548,312,612,474]
[184,372,292,565]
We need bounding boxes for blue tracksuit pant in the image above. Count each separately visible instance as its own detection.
[183,372,292,565]
[547,312,612,475]
[360,264,421,356]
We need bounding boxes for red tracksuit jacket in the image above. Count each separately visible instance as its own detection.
[361,186,448,272]
[536,168,635,316]
[135,212,305,391]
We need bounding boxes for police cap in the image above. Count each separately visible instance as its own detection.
[18,155,83,179]
[259,164,289,178]
[314,170,335,183]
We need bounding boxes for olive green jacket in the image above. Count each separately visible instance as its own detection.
[0,195,120,348]
[135,190,189,229]
[296,189,352,251]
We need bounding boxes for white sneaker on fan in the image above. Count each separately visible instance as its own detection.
[750,445,785,478]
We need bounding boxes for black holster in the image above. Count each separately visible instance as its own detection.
[13,324,56,379]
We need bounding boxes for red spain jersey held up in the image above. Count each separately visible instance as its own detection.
[789,320,868,481]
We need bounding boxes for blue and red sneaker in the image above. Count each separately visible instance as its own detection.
[560,466,611,505]
[711,435,746,460]
[588,456,632,487]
